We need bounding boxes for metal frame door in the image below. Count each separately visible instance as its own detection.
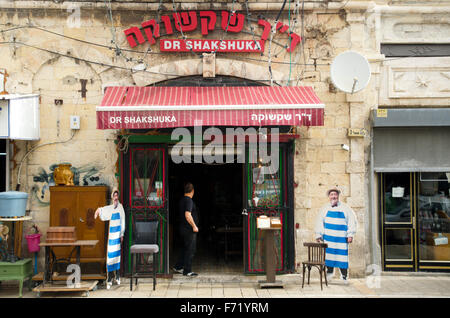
[380,172,417,271]
[122,144,169,275]
[243,142,294,274]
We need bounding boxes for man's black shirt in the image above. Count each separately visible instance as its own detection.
[178,195,198,231]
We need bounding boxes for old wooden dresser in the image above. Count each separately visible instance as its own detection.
[49,186,108,272]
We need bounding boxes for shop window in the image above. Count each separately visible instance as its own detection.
[130,148,165,208]
[385,228,413,260]
[418,172,450,262]
[384,172,412,223]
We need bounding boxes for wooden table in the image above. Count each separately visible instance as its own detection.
[39,240,98,286]
[0,258,33,297]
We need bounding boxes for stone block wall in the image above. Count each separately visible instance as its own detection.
[0,1,388,276]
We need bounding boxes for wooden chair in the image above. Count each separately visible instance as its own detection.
[130,220,159,291]
[301,242,328,290]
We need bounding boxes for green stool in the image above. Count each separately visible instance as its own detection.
[0,258,33,297]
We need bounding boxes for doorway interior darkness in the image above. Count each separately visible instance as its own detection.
[169,160,244,274]
[159,75,261,274]
[121,75,296,275]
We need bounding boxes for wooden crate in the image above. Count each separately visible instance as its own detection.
[46,226,77,243]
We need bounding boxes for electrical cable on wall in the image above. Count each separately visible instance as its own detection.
[210,0,237,55]
[16,130,77,191]
[0,40,180,78]
[171,0,203,58]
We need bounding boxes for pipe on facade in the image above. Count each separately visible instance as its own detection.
[368,113,382,273]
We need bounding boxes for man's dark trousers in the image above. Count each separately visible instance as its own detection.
[175,228,197,275]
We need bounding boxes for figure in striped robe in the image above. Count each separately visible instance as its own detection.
[95,188,125,289]
[315,187,357,282]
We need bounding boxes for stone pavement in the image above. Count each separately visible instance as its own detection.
[0,272,449,298]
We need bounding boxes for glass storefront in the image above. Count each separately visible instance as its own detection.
[380,172,450,271]
[418,172,450,263]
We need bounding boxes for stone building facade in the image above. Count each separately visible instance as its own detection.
[0,0,449,278]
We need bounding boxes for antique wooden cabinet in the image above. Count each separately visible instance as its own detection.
[49,186,108,270]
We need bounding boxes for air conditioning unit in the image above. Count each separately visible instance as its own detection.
[0,94,40,140]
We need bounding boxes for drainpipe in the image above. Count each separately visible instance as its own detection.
[369,115,381,272]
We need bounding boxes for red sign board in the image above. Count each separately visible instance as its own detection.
[124,10,301,53]
[160,39,265,52]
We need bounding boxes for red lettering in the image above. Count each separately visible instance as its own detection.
[124,27,145,48]
[141,19,160,45]
[173,11,198,32]
[221,11,245,33]
[200,11,216,36]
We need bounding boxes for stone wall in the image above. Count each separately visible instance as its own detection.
[4,1,445,277]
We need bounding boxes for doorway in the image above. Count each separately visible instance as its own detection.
[169,161,244,274]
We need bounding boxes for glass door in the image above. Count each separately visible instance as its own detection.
[380,172,417,271]
[243,144,289,274]
[123,146,168,274]
[380,172,450,272]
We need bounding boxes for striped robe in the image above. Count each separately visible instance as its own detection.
[98,203,126,272]
[314,202,357,269]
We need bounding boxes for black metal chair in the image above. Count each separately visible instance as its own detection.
[130,220,159,291]
[302,242,328,290]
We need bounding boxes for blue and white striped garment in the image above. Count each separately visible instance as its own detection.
[107,211,122,272]
[323,210,349,269]
[315,202,357,269]
[99,203,126,273]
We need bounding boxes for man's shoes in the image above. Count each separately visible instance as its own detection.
[340,274,349,285]
[183,272,198,277]
[172,267,183,274]
[326,272,334,282]
[115,278,121,286]
[106,281,112,290]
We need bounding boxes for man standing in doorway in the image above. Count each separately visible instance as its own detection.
[315,187,357,283]
[173,182,199,277]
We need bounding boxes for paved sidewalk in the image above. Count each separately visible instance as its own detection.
[0,272,449,298]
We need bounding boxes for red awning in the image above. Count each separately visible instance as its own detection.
[96,86,324,129]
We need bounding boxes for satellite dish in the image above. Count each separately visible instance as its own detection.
[330,51,371,94]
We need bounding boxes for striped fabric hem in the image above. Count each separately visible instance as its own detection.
[325,260,348,268]
[107,262,121,272]
[325,259,348,269]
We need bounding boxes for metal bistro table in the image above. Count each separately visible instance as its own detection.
[39,240,99,286]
